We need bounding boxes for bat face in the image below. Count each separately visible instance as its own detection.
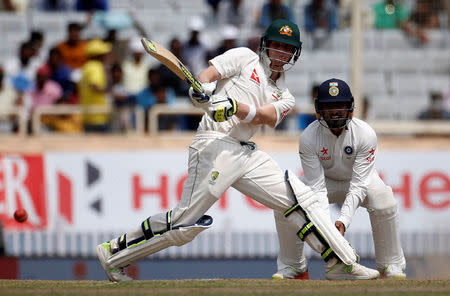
[141,38,203,93]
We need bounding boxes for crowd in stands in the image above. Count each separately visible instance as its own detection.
[0,0,448,134]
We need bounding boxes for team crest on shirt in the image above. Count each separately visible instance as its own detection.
[279,25,293,36]
[271,90,282,101]
[209,171,219,185]
[344,146,353,155]
[344,146,353,159]
[250,68,260,85]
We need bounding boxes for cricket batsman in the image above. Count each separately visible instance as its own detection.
[272,78,406,280]
[96,19,380,281]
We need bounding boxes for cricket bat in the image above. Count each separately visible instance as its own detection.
[141,38,203,93]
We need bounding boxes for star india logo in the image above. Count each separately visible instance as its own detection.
[279,25,293,36]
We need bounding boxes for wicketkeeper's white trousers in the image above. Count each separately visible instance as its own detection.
[274,171,406,272]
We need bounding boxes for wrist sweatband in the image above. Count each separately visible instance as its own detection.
[242,104,256,123]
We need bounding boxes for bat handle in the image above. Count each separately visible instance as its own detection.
[191,82,203,94]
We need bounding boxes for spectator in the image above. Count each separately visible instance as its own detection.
[4,41,40,87]
[372,0,428,43]
[28,31,46,64]
[158,38,189,97]
[258,0,295,29]
[409,0,441,29]
[102,29,128,65]
[136,68,177,131]
[0,65,20,132]
[182,17,209,76]
[30,65,82,133]
[46,47,75,102]
[78,39,112,132]
[304,0,338,32]
[109,63,135,132]
[122,38,150,95]
[304,0,338,49]
[30,64,62,111]
[57,22,88,69]
[75,0,108,11]
[94,10,148,64]
[417,92,450,120]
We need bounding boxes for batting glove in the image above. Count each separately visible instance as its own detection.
[209,97,238,122]
[188,81,217,109]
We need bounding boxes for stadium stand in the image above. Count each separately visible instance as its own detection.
[0,0,447,133]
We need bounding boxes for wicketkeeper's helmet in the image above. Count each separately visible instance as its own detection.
[315,78,354,130]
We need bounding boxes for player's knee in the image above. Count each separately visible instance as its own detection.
[368,185,397,212]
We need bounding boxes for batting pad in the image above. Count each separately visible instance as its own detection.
[285,170,357,265]
[107,215,213,269]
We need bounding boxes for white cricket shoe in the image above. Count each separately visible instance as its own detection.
[96,242,133,282]
[325,262,380,280]
[272,267,309,280]
[381,265,406,279]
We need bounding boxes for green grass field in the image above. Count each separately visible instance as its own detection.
[1,279,449,296]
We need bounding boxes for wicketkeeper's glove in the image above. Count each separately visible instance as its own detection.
[208,97,238,122]
[188,81,217,109]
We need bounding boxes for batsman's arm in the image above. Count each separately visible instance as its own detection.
[197,65,221,84]
[235,103,278,128]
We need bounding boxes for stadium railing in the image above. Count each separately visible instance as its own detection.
[27,104,450,136]
[32,104,145,135]
[148,104,204,135]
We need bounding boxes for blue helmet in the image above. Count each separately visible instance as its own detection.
[314,78,354,130]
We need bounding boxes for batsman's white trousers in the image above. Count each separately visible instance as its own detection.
[274,171,406,271]
[109,131,357,267]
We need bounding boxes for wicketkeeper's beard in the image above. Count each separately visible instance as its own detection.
[320,110,351,130]
[324,118,349,130]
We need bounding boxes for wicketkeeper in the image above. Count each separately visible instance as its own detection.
[272,78,406,280]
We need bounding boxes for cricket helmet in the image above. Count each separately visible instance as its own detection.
[315,78,354,130]
[259,19,302,71]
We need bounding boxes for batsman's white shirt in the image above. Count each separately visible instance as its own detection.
[148,47,299,231]
[299,118,378,227]
[198,47,295,141]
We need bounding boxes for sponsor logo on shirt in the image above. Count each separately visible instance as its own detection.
[320,147,331,160]
[250,68,260,85]
[366,148,375,163]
